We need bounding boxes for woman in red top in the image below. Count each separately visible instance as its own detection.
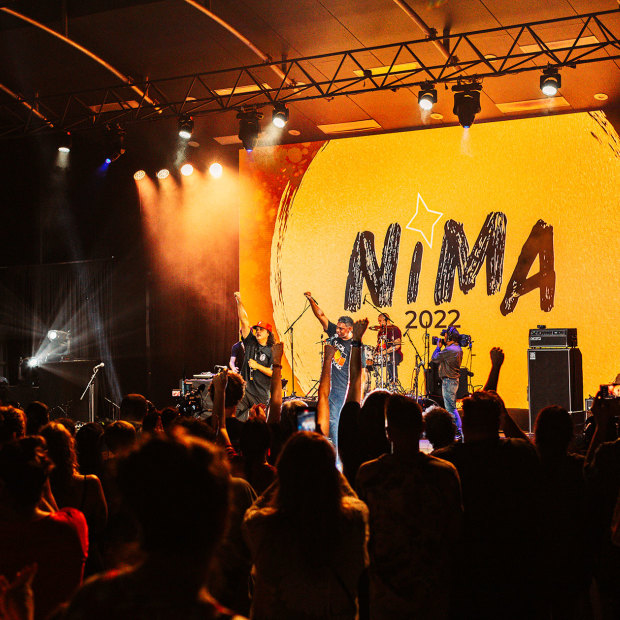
[0,437,88,620]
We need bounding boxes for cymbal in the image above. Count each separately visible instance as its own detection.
[369,326,381,331]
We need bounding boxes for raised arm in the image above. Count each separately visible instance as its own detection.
[304,291,330,331]
[234,291,251,338]
[496,391,529,442]
[317,344,336,436]
[211,370,232,448]
[346,318,369,404]
[483,347,504,392]
[267,343,284,425]
[585,393,617,468]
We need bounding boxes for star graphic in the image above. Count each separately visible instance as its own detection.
[405,193,443,248]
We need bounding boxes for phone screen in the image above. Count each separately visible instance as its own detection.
[296,407,318,432]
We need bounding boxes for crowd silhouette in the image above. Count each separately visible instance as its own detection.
[0,319,619,620]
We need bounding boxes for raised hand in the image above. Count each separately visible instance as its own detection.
[0,563,37,620]
[272,342,284,365]
[324,343,337,360]
[490,347,505,367]
[352,318,369,340]
[211,370,228,393]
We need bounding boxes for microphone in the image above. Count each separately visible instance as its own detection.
[362,294,367,305]
[93,362,105,370]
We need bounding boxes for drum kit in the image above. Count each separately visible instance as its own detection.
[361,326,444,412]
[363,326,403,394]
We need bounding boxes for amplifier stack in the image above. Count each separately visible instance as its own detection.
[527,327,582,431]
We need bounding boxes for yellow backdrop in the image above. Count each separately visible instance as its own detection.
[241,111,619,409]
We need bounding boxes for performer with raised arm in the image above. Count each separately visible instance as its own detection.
[233,291,274,420]
[431,326,463,441]
[376,312,403,386]
[304,291,354,447]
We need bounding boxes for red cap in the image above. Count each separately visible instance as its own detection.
[253,321,273,333]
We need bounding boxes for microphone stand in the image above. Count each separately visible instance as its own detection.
[404,328,424,398]
[80,364,103,423]
[284,301,312,397]
[104,397,120,421]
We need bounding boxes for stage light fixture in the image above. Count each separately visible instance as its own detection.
[45,329,70,361]
[272,103,289,128]
[452,83,482,129]
[237,109,263,152]
[104,124,126,162]
[178,114,194,140]
[209,162,223,178]
[180,163,194,176]
[157,168,170,179]
[418,83,437,111]
[58,132,72,153]
[27,357,39,368]
[133,169,146,181]
[540,67,561,97]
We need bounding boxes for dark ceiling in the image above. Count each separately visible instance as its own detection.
[1,0,619,152]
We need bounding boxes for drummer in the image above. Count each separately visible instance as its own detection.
[375,313,403,386]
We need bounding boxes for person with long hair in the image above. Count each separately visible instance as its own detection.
[40,422,107,575]
[243,432,368,620]
[0,437,88,619]
[233,292,274,421]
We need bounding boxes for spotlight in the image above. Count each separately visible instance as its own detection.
[237,109,263,152]
[104,124,126,162]
[178,114,194,140]
[27,357,39,368]
[133,169,146,181]
[272,102,289,128]
[45,329,71,361]
[418,83,437,111]
[209,162,223,178]
[452,83,482,129]
[157,168,170,179]
[540,67,561,97]
[180,163,194,176]
[58,132,72,153]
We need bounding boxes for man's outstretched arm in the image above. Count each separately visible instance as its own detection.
[234,291,251,338]
[304,291,330,331]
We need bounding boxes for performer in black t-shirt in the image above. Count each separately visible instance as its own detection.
[229,334,245,373]
[233,291,274,421]
[304,291,355,447]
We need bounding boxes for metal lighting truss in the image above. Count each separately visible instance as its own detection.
[1,7,619,137]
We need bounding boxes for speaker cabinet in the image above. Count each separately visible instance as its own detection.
[527,348,583,431]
